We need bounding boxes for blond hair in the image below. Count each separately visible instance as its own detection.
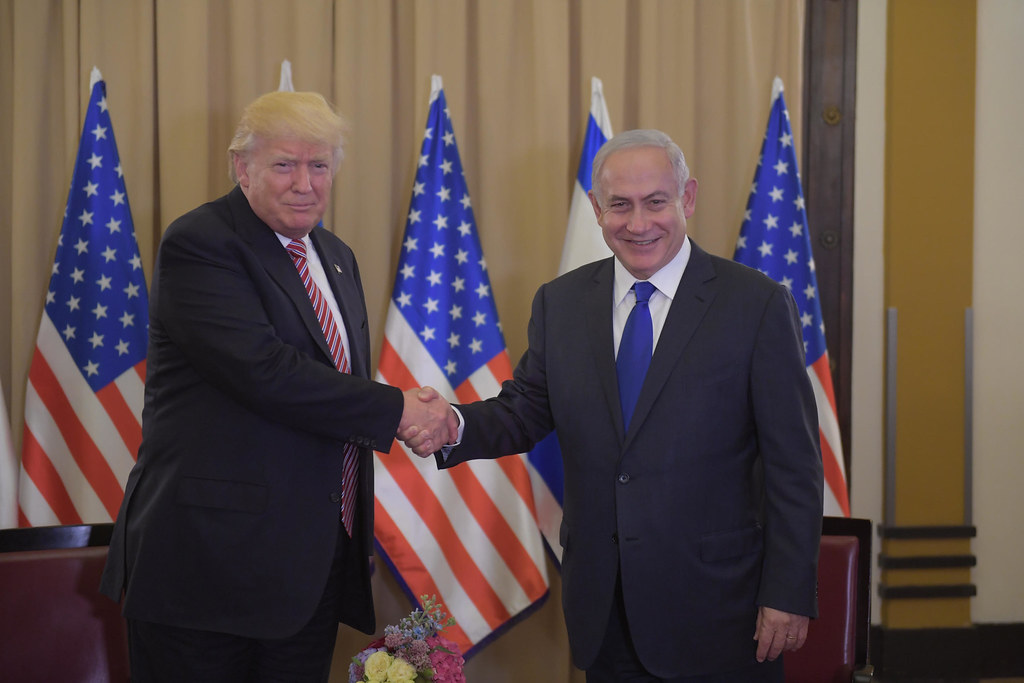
[227,91,348,182]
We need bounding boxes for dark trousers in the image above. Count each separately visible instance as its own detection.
[586,577,784,683]
[127,522,353,683]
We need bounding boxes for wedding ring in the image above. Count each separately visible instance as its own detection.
[785,635,797,640]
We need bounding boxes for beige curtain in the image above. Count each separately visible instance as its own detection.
[0,0,803,679]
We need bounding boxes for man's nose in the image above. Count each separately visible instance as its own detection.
[292,167,312,192]
[626,206,651,233]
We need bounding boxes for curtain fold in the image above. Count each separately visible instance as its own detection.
[0,1,804,679]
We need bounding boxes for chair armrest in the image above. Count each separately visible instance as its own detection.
[853,664,875,683]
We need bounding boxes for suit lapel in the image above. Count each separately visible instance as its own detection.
[583,260,627,440]
[229,188,340,370]
[310,229,369,378]
[623,243,718,448]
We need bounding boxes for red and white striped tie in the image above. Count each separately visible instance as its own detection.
[287,238,359,536]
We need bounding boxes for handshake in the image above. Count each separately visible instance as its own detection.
[398,387,459,457]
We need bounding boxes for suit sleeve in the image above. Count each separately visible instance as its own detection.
[437,284,556,468]
[151,214,403,451]
[751,284,824,617]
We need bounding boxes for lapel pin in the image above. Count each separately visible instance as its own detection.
[334,264,343,274]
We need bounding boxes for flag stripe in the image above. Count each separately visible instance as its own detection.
[455,362,538,515]
[374,447,539,647]
[34,316,140,485]
[454,361,542,522]
[374,444,510,631]
[21,381,108,524]
[372,483,477,646]
[810,357,850,516]
[97,370,143,459]
[19,428,82,525]
[444,463,545,595]
[384,326,546,589]
[423,458,538,610]
[26,350,123,518]
[378,338,420,391]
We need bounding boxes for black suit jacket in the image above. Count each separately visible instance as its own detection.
[101,186,404,638]
[439,242,823,678]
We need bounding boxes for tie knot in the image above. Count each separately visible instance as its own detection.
[633,281,655,305]
[287,238,307,261]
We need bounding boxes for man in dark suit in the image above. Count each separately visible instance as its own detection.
[100,91,453,682]
[404,129,823,681]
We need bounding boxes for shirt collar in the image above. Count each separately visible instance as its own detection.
[275,231,311,250]
[613,236,692,306]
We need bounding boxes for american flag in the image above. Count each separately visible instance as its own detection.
[373,75,549,656]
[18,68,148,527]
[733,77,850,517]
[527,77,615,563]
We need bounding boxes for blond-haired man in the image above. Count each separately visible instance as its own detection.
[102,91,452,681]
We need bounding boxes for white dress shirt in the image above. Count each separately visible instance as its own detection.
[448,236,694,447]
[612,235,692,358]
[276,231,353,370]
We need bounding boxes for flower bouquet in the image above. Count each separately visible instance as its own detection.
[349,595,465,683]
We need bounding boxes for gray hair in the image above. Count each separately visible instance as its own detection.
[590,129,690,207]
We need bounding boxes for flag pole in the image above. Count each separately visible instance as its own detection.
[278,60,294,92]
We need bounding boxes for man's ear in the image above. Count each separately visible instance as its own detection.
[681,177,699,218]
[232,153,250,189]
[588,190,602,221]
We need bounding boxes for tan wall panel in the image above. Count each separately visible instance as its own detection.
[882,0,976,628]
[885,0,975,525]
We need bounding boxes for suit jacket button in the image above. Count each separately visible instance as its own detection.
[611,533,619,544]
[329,492,342,503]
[617,473,630,484]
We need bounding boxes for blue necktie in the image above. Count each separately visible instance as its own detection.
[616,281,655,429]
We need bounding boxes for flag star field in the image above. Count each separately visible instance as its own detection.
[391,90,505,388]
[734,95,825,364]
[46,85,148,392]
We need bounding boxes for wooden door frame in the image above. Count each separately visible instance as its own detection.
[803,0,858,479]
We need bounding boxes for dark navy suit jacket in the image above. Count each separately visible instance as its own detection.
[101,186,403,638]
[439,242,823,678]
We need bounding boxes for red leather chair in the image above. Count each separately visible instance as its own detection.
[785,516,875,683]
[0,523,129,682]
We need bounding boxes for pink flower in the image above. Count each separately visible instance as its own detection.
[427,635,465,683]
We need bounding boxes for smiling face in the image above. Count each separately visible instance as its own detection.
[233,137,334,240]
[589,145,698,280]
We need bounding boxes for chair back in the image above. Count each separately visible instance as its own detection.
[0,523,129,682]
[784,516,872,683]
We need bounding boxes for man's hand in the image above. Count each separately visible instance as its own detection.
[753,606,809,662]
[397,387,458,457]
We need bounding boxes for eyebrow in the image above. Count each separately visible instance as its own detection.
[606,190,672,203]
